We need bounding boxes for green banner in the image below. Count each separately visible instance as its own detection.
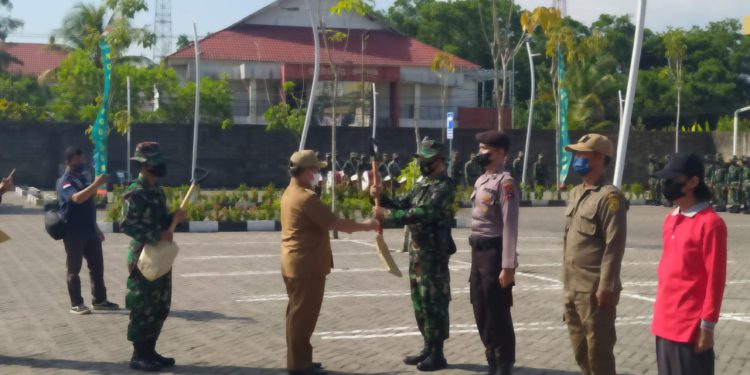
[558,51,572,184]
[92,39,112,176]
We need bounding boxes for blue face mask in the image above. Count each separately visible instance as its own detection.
[572,157,590,176]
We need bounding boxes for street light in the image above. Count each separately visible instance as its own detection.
[521,40,540,187]
[733,105,750,157]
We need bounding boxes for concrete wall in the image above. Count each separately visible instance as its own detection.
[0,121,729,189]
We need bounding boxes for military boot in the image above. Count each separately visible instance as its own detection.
[130,341,162,372]
[403,340,431,365]
[494,348,513,375]
[417,341,447,372]
[147,338,175,368]
[485,349,497,375]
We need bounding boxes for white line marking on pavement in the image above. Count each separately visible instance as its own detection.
[184,252,377,260]
[182,264,473,278]
[516,271,562,284]
[235,285,564,303]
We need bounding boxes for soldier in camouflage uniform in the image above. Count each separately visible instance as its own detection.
[704,154,715,205]
[532,154,548,191]
[511,151,524,180]
[120,142,186,372]
[647,155,662,205]
[727,156,743,213]
[341,153,357,187]
[712,154,728,212]
[372,137,457,372]
[742,156,750,214]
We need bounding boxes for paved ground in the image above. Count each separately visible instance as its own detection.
[0,193,749,375]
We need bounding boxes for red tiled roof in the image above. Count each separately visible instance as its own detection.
[1,43,67,77]
[168,24,478,70]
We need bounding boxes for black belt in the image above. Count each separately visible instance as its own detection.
[469,235,501,251]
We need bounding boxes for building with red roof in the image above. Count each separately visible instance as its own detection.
[0,42,67,78]
[167,0,492,128]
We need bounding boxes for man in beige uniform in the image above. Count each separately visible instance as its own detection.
[562,134,627,375]
[280,150,376,375]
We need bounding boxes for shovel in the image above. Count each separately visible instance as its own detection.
[137,167,210,281]
[369,139,402,277]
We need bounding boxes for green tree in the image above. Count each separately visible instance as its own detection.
[176,34,191,50]
[663,28,687,147]
[165,76,232,128]
[264,81,305,142]
[0,0,23,71]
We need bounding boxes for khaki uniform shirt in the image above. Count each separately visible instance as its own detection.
[280,179,338,279]
[470,169,520,269]
[563,180,627,293]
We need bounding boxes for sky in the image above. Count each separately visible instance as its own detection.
[5,0,750,59]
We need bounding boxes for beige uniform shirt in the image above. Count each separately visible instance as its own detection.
[280,179,338,279]
[470,169,520,269]
[563,181,627,293]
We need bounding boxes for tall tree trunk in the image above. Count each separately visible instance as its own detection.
[499,61,508,130]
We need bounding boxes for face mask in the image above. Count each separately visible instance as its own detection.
[572,157,590,176]
[149,164,167,178]
[71,163,86,174]
[312,172,322,186]
[473,152,492,168]
[662,179,686,202]
[419,159,435,176]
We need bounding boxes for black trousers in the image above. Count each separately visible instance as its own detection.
[469,236,515,364]
[63,233,107,306]
[656,336,714,375]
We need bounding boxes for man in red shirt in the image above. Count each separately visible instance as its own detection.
[652,153,727,375]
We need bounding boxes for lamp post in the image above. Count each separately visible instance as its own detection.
[521,41,540,187]
[733,106,750,157]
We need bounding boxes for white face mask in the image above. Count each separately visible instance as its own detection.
[311,172,322,186]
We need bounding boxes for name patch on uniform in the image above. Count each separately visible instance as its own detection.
[608,192,620,212]
[62,182,72,190]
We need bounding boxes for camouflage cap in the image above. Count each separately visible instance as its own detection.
[415,137,445,160]
[130,142,165,166]
[350,152,358,159]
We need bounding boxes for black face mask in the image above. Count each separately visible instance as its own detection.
[662,179,686,202]
[149,164,167,178]
[419,159,436,176]
[472,152,492,168]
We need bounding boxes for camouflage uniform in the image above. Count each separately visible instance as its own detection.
[511,152,524,180]
[120,143,174,345]
[341,153,357,186]
[387,154,402,180]
[380,138,456,370]
[727,156,743,213]
[704,154,715,204]
[647,155,662,205]
[464,154,482,187]
[742,157,750,214]
[712,155,728,212]
[533,154,548,190]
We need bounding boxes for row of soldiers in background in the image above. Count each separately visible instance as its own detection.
[318,152,403,190]
[649,153,750,213]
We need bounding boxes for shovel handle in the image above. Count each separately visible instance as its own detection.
[168,183,198,233]
[6,169,15,179]
[370,159,384,235]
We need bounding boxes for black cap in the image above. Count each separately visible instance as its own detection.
[653,153,704,180]
[475,130,510,151]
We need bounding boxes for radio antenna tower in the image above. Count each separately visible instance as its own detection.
[153,0,173,62]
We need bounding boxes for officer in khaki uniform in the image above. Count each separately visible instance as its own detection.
[280,150,376,375]
[562,134,627,375]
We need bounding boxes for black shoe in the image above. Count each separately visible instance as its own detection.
[289,367,328,375]
[417,341,447,372]
[485,349,497,375]
[404,340,431,365]
[92,301,120,311]
[130,357,163,372]
[496,362,513,375]
[313,362,323,369]
[146,338,175,368]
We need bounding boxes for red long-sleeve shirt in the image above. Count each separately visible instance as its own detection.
[652,203,727,343]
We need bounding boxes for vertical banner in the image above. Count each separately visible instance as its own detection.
[92,39,112,176]
[558,52,572,184]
